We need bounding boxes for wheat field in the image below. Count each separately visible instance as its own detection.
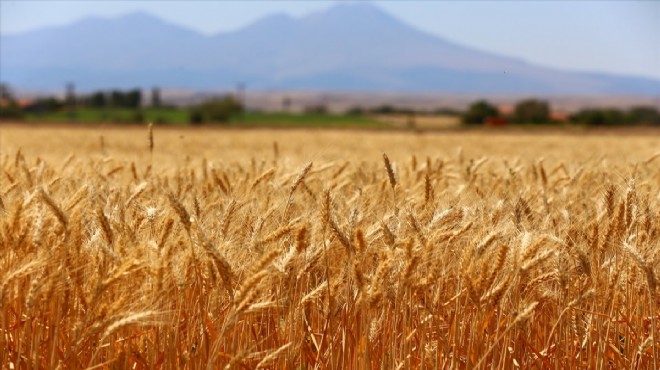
[1,125,659,369]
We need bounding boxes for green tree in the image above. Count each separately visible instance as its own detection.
[511,99,550,124]
[110,90,125,108]
[346,106,365,116]
[0,83,15,100]
[108,89,141,109]
[0,83,23,119]
[371,105,397,115]
[189,110,204,125]
[627,106,660,125]
[33,97,64,113]
[125,89,142,109]
[0,101,22,119]
[571,108,624,126]
[189,95,243,125]
[88,92,107,108]
[461,100,498,125]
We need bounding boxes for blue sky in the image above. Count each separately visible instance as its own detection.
[1,1,659,80]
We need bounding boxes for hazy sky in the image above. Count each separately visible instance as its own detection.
[1,1,659,80]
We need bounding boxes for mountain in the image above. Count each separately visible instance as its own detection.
[2,3,659,95]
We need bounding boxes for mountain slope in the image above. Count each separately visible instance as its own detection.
[1,3,659,94]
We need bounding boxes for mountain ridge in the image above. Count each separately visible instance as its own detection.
[1,3,659,95]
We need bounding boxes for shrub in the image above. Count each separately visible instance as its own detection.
[189,95,243,125]
[571,108,624,126]
[627,106,660,125]
[0,101,23,120]
[511,99,550,124]
[462,100,498,124]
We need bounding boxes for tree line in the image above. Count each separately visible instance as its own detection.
[0,83,245,124]
[2,82,659,126]
[462,99,660,126]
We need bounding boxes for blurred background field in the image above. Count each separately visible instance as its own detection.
[3,124,659,164]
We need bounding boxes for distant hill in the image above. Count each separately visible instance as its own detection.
[2,3,659,95]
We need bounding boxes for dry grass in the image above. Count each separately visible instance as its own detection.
[1,125,659,369]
